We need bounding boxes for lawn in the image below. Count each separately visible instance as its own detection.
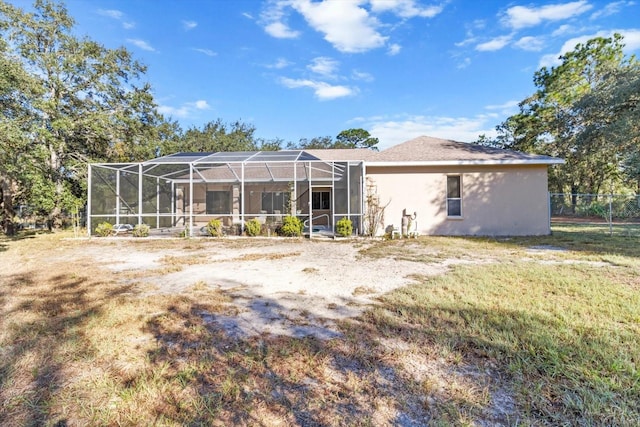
[0,226,638,426]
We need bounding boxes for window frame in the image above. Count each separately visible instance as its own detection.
[206,190,231,215]
[446,175,462,218]
[312,191,331,210]
[261,191,290,214]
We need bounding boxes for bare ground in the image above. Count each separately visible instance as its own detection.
[76,237,458,339]
[1,234,579,425]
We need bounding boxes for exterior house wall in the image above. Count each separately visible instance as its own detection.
[366,164,550,236]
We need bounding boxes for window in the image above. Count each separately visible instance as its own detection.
[206,191,230,214]
[312,191,331,210]
[446,175,462,217]
[261,192,290,213]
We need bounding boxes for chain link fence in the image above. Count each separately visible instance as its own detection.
[550,193,640,236]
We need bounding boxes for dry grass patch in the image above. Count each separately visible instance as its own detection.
[2,226,639,425]
[233,251,301,262]
[352,286,377,296]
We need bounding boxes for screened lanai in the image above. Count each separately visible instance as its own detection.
[88,150,365,237]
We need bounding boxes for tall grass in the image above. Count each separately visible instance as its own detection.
[367,260,640,424]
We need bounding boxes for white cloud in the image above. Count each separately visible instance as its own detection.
[539,29,640,68]
[158,100,210,118]
[264,21,301,38]
[127,39,156,52]
[456,57,471,69]
[242,12,254,20]
[590,1,634,19]
[98,8,134,29]
[476,35,512,51]
[279,77,356,100]
[352,70,374,82]
[369,0,444,18]
[192,48,217,57]
[485,100,520,110]
[97,9,123,20]
[261,1,301,39]
[502,1,593,29]
[621,29,640,49]
[290,0,387,53]
[485,100,520,116]
[308,57,339,78]
[193,100,210,110]
[360,114,498,150]
[388,43,402,55]
[456,20,487,47]
[266,58,292,69]
[182,20,198,30]
[552,24,576,36]
[514,36,546,51]
[261,0,443,53]
[455,37,477,47]
[158,105,189,118]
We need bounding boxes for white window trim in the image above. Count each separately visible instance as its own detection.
[446,175,463,218]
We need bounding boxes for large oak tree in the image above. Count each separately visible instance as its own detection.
[0,0,161,231]
[479,34,640,194]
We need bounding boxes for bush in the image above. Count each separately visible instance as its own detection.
[277,215,302,237]
[245,218,262,236]
[577,202,608,220]
[336,217,353,237]
[206,219,223,237]
[95,222,113,237]
[132,223,150,237]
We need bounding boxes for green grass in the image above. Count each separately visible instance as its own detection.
[363,245,640,424]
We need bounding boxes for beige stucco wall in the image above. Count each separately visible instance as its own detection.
[366,164,551,236]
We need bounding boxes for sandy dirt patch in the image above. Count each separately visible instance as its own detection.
[84,238,453,339]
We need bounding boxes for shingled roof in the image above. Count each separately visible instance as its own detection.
[304,148,380,161]
[372,136,563,165]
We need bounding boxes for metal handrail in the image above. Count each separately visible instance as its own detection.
[303,214,331,229]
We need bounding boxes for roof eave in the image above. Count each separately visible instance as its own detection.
[366,159,565,167]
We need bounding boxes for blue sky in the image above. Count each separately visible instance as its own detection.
[10,0,640,150]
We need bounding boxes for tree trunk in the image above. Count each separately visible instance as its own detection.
[570,185,578,214]
[47,141,64,230]
[0,174,17,236]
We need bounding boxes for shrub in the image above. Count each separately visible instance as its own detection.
[336,217,353,237]
[132,223,150,237]
[95,222,113,237]
[277,215,302,237]
[577,202,608,220]
[245,218,262,236]
[206,219,223,237]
